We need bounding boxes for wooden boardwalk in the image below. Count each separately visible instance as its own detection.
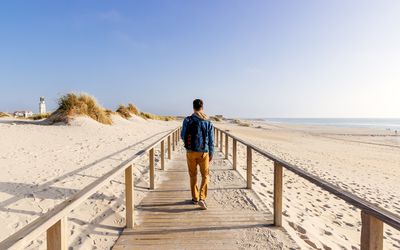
[113,150,275,250]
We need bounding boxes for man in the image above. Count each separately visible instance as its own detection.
[181,99,214,210]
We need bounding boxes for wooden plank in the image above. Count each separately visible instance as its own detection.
[247,146,252,189]
[217,127,400,231]
[361,211,383,250]
[161,140,165,170]
[46,218,67,250]
[0,127,181,250]
[149,148,155,190]
[274,162,283,227]
[225,134,229,159]
[232,139,237,170]
[125,165,134,229]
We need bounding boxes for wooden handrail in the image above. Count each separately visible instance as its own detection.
[0,127,181,250]
[215,127,400,250]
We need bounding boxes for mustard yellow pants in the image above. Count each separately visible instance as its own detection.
[186,152,209,201]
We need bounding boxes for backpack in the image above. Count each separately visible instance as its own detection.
[184,116,207,151]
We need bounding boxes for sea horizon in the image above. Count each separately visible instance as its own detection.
[258,117,400,131]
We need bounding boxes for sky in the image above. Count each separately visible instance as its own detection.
[0,1,399,118]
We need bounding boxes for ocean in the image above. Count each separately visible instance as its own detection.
[263,118,400,131]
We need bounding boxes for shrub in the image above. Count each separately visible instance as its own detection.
[48,93,112,125]
[29,113,51,120]
[116,105,132,119]
[127,103,140,115]
[0,112,10,118]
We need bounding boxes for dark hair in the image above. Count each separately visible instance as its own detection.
[193,99,203,111]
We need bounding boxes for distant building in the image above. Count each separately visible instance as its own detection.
[39,97,46,114]
[14,111,33,118]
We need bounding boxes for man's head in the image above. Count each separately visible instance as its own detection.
[193,99,203,111]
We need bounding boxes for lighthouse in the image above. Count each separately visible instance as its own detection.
[39,97,46,114]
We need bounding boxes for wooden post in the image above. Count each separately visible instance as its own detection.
[149,148,155,189]
[161,140,165,170]
[220,131,223,152]
[233,139,237,170]
[225,134,229,159]
[274,162,283,227]
[125,165,134,229]
[168,136,171,159]
[361,211,383,250]
[172,133,175,151]
[216,128,219,147]
[47,217,67,250]
[246,146,252,189]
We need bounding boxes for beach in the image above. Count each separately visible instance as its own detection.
[1,116,399,249]
[218,120,400,249]
[0,116,179,249]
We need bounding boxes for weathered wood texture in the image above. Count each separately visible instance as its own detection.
[113,151,273,250]
[125,165,134,229]
[361,211,383,250]
[274,162,283,227]
[46,218,67,250]
[232,139,237,170]
[246,146,252,189]
[149,148,155,190]
[160,140,165,170]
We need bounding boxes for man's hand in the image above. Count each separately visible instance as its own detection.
[209,154,213,162]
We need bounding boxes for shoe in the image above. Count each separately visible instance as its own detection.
[198,200,207,210]
[191,199,199,205]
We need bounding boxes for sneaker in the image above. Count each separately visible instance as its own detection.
[198,200,207,210]
[191,199,199,205]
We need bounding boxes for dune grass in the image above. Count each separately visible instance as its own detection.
[116,105,132,119]
[48,93,112,124]
[116,102,174,121]
[0,112,10,118]
[29,113,51,120]
[127,103,139,115]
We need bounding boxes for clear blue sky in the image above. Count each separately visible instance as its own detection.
[1,1,399,118]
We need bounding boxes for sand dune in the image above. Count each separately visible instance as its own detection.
[0,116,178,249]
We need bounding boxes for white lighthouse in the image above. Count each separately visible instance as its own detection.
[39,97,46,114]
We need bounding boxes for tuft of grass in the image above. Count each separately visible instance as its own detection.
[210,116,221,122]
[139,112,175,121]
[127,103,140,115]
[116,105,132,119]
[0,112,10,118]
[233,119,251,127]
[29,113,51,120]
[48,93,112,125]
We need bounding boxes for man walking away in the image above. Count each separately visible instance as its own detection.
[181,99,214,210]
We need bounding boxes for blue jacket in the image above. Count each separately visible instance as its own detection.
[181,114,214,156]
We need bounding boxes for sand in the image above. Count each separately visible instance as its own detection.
[0,115,178,249]
[217,120,400,249]
[1,115,399,249]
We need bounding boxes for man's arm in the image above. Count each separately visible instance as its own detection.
[181,117,188,140]
[208,122,214,161]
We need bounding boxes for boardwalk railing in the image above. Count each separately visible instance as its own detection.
[0,127,181,250]
[215,127,400,250]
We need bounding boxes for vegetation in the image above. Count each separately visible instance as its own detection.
[116,105,132,119]
[233,119,251,127]
[127,103,139,115]
[210,116,222,122]
[48,93,112,125]
[116,102,174,121]
[0,112,10,118]
[139,112,175,121]
[29,113,51,120]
